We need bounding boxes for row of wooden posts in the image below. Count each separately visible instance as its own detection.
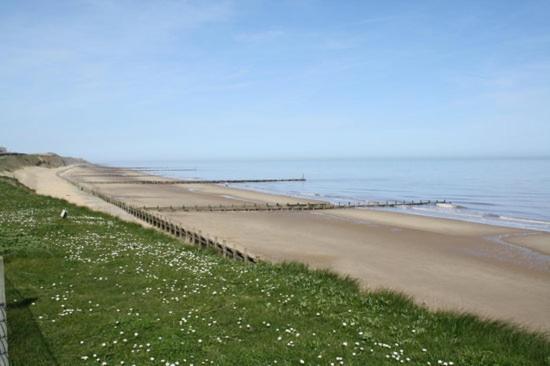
[89,166,197,172]
[143,199,448,213]
[73,174,165,178]
[59,167,447,264]
[60,174,258,264]
[86,178,306,185]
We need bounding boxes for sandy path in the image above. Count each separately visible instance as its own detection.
[12,165,550,332]
[10,166,149,226]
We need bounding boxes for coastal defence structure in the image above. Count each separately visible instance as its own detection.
[59,165,447,265]
[59,171,259,264]
[141,200,446,213]
[86,178,306,185]
[81,167,197,172]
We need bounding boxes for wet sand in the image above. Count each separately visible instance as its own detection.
[11,164,550,332]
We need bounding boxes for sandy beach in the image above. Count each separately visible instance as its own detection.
[8,166,149,226]
[11,164,550,332]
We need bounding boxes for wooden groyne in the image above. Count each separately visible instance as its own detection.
[143,200,447,213]
[58,166,448,265]
[130,168,198,172]
[58,172,258,264]
[90,165,197,172]
[74,174,163,178]
[87,178,306,185]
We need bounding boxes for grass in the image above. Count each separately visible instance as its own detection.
[0,179,548,366]
[0,153,76,172]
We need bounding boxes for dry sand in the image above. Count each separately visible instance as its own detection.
[9,166,148,226]
[11,164,550,332]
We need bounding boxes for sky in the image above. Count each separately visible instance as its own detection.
[1,0,550,161]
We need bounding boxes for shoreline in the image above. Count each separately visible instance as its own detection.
[134,162,550,233]
[225,182,550,233]
[9,164,550,332]
[206,185,550,258]
[223,181,550,233]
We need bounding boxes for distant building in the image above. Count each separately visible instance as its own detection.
[0,147,7,154]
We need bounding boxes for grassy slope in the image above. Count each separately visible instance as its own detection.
[1,179,548,366]
[0,154,83,172]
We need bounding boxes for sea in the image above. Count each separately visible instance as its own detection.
[100,158,550,232]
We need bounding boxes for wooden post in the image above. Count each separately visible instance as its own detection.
[222,240,228,257]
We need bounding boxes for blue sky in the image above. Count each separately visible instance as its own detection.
[1,0,550,160]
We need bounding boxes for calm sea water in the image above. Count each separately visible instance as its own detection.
[101,158,550,232]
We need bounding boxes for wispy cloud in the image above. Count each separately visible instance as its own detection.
[234,29,285,43]
[0,0,237,104]
[331,14,410,31]
[0,1,235,70]
[319,36,364,50]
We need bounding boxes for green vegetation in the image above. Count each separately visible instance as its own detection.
[1,179,548,366]
[0,153,83,172]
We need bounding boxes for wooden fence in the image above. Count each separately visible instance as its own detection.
[59,173,258,264]
[89,167,197,172]
[73,174,162,178]
[142,200,447,213]
[58,166,449,265]
[86,178,306,185]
